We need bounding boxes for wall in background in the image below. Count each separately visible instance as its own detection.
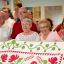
[21,0,64,24]
[0,0,64,25]
[21,0,64,7]
[45,6,63,25]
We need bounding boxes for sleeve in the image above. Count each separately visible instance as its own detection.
[15,34,20,41]
[58,30,64,39]
[35,32,41,41]
[54,31,63,41]
[54,24,61,32]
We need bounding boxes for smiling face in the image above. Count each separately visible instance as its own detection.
[18,7,28,20]
[2,8,10,19]
[38,21,50,35]
[21,18,32,32]
[28,10,33,19]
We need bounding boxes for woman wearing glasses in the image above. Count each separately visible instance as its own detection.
[38,19,62,42]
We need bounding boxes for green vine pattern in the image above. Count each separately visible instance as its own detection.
[0,40,60,52]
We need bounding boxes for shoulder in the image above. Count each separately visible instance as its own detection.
[13,21,21,26]
[50,31,57,35]
[16,33,23,38]
[32,31,38,34]
[17,33,23,36]
[8,18,15,24]
[50,31,60,37]
[15,33,23,40]
[8,18,15,21]
[32,32,39,37]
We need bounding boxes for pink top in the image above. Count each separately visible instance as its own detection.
[39,31,62,42]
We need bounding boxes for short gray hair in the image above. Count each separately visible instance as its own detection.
[22,18,32,24]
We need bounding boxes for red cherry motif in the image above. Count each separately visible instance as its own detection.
[9,55,19,62]
[1,54,8,62]
[48,57,57,64]
[31,61,37,64]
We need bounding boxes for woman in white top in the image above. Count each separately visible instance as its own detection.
[2,7,15,32]
[0,11,12,42]
[16,18,40,41]
[38,19,62,42]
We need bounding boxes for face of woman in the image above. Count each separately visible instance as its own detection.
[18,8,28,20]
[14,6,19,11]
[22,21,32,32]
[39,23,50,35]
[28,12,33,19]
[3,9,9,19]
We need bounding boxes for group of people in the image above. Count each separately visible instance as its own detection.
[0,2,64,42]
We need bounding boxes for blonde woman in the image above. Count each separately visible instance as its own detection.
[58,18,64,41]
[38,19,62,42]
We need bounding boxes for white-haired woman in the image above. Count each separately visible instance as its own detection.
[15,18,40,41]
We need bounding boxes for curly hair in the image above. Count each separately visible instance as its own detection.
[15,1,22,8]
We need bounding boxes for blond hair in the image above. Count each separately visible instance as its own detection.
[38,19,51,30]
[38,19,49,25]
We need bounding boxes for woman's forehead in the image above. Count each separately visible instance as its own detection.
[19,7,27,12]
[39,22,48,27]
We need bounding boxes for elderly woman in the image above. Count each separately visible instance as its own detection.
[15,18,40,41]
[11,7,38,39]
[0,11,12,42]
[38,19,62,42]
[58,18,64,40]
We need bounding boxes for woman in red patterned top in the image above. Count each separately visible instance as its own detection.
[58,18,64,41]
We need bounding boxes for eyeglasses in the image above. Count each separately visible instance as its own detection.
[39,26,49,28]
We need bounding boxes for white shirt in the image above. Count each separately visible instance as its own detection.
[4,18,15,30]
[0,25,11,42]
[16,32,40,41]
[0,18,15,42]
